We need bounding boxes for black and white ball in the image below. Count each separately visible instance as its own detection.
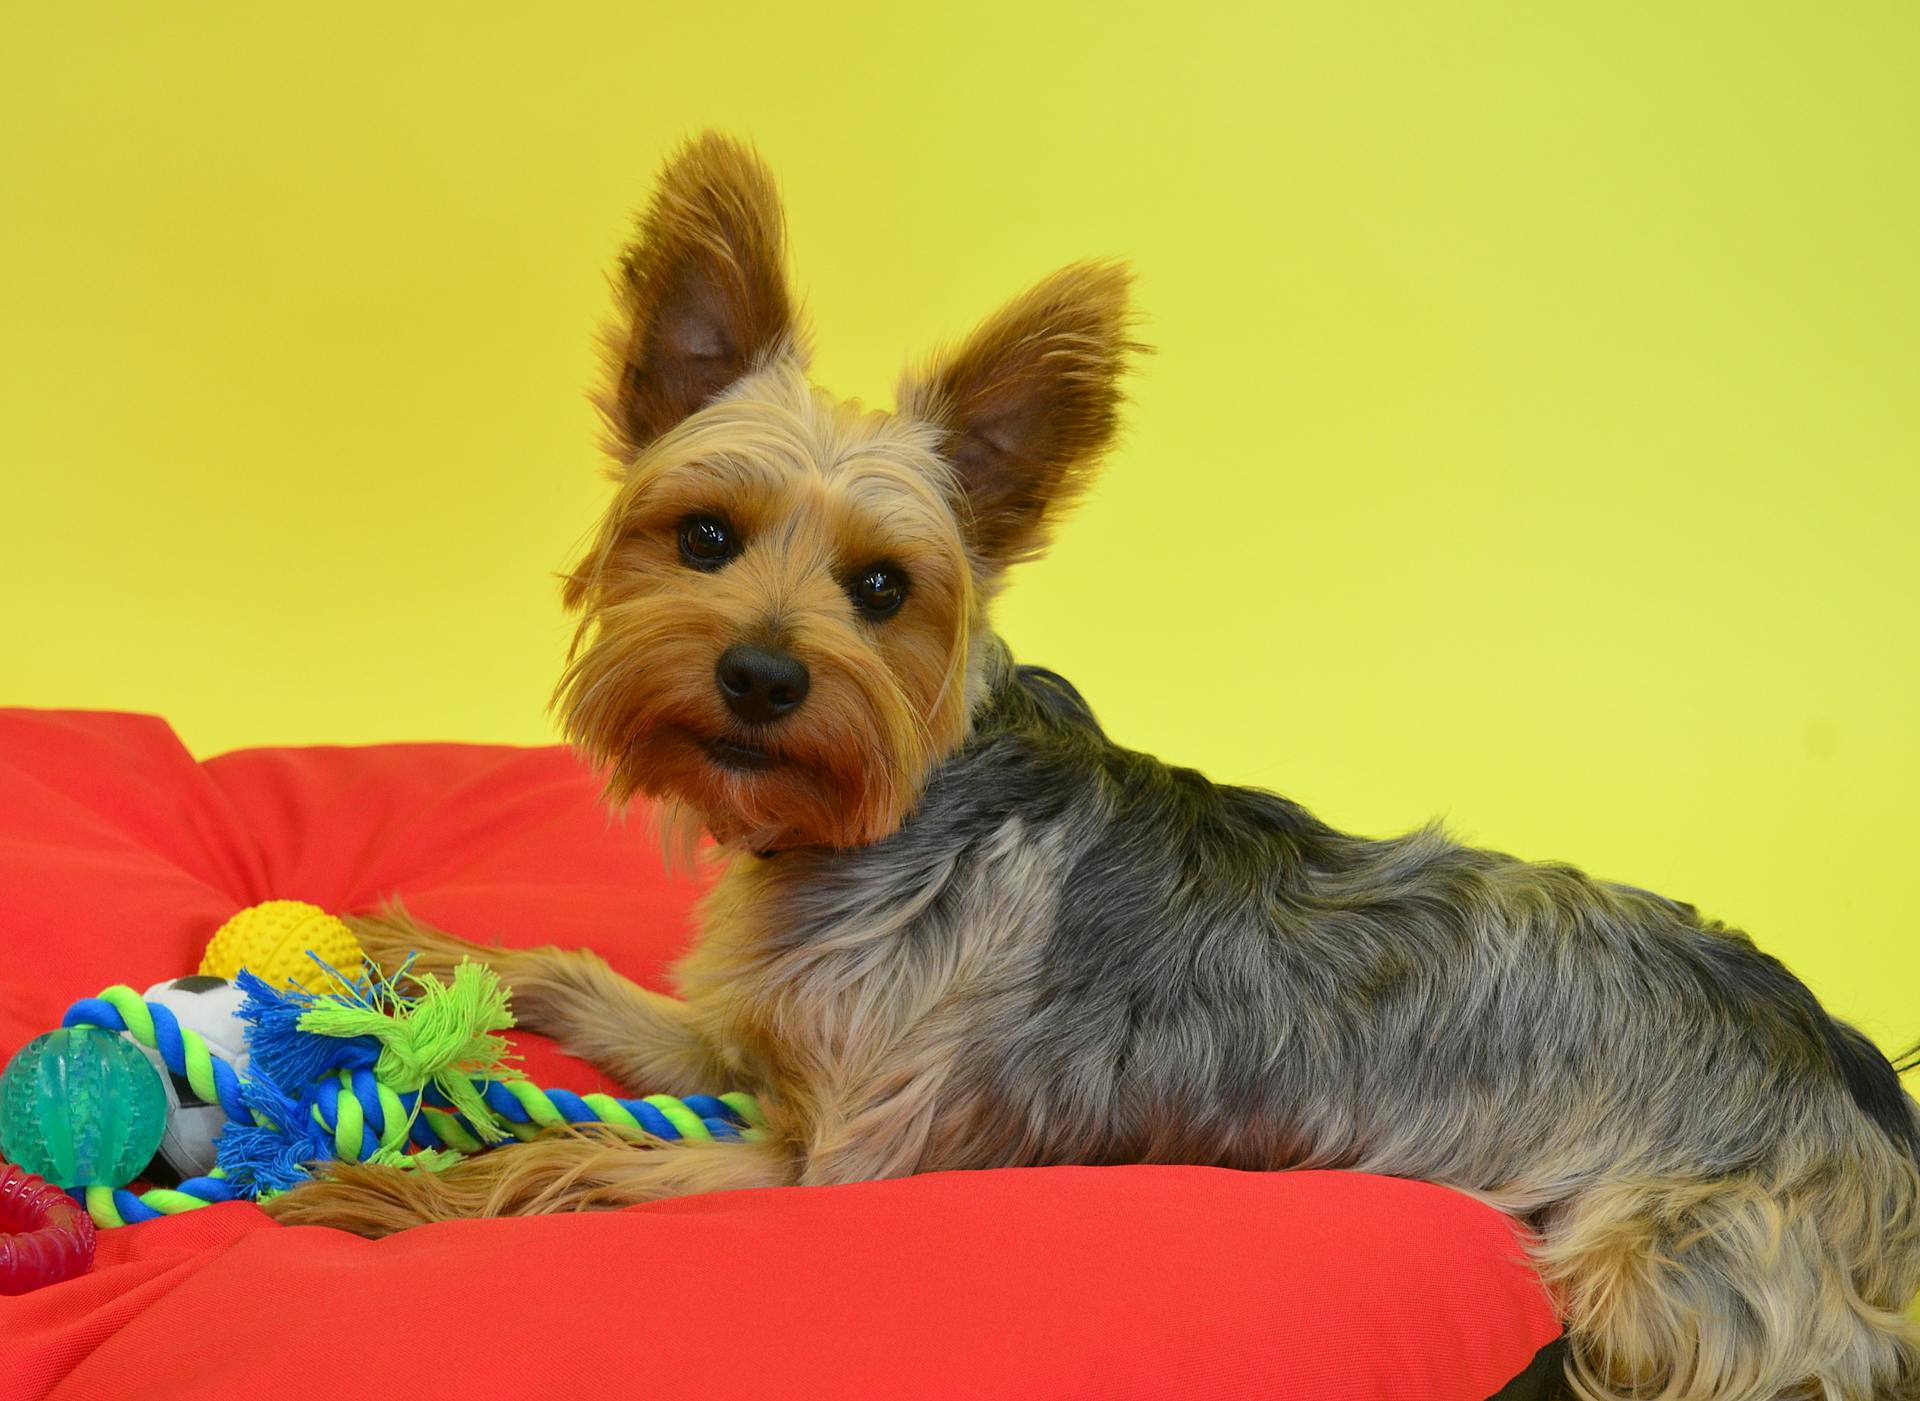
[138,975,251,1180]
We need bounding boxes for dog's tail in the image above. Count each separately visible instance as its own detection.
[1527,1145,1920,1401]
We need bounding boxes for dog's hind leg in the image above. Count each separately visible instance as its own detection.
[346,903,730,1096]
[262,1126,796,1236]
[1530,1156,1920,1401]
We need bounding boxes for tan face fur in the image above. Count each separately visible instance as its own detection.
[555,133,1136,851]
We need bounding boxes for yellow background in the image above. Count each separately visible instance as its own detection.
[3,5,1916,1054]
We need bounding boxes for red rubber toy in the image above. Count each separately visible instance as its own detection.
[0,1160,96,1294]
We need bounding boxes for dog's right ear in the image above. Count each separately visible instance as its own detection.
[595,133,802,465]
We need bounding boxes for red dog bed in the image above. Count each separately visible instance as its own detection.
[0,709,1563,1400]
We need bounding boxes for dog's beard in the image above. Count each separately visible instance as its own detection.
[556,608,937,851]
[619,724,856,852]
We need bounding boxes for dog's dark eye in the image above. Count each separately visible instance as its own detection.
[678,515,737,570]
[849,564,909,619]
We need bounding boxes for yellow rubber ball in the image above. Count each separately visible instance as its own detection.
[199,899,367,990]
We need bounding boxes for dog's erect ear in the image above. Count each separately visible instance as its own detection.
[596,133,802,464]
[899,261,1137,576]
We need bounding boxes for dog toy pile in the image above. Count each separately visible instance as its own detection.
[0,901,763,1262]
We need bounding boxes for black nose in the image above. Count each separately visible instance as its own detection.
[715,644,810,725]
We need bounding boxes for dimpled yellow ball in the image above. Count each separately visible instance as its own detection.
[199,900,366,989]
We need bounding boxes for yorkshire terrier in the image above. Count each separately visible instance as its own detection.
[266,133,1920,1401]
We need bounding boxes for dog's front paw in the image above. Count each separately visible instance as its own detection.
[344,903,499,985]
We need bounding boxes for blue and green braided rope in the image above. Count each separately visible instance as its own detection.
[64,986,254,1124]
[412,1081,766,1151]
[62,986,267,1225]
[81,1176,246,1228]
[61,987,764,1227]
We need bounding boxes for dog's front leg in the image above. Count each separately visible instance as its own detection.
[348,905,731,1095]
[262,1126,798,1237]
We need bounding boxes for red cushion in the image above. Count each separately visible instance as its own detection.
[0,709,1563,1400]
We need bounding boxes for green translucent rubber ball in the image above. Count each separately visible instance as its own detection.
[0,1027,167,1189]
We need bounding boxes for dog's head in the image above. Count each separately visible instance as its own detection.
[556,133,1136,852]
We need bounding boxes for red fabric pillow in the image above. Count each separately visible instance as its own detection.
[0,708,1564,1400]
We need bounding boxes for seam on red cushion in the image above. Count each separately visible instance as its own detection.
[0,709,270,904]
[199,742,602,911]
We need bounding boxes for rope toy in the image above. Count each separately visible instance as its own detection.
[53,967,763,1228]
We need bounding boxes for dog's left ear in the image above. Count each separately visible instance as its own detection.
[899,261,1138,577]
